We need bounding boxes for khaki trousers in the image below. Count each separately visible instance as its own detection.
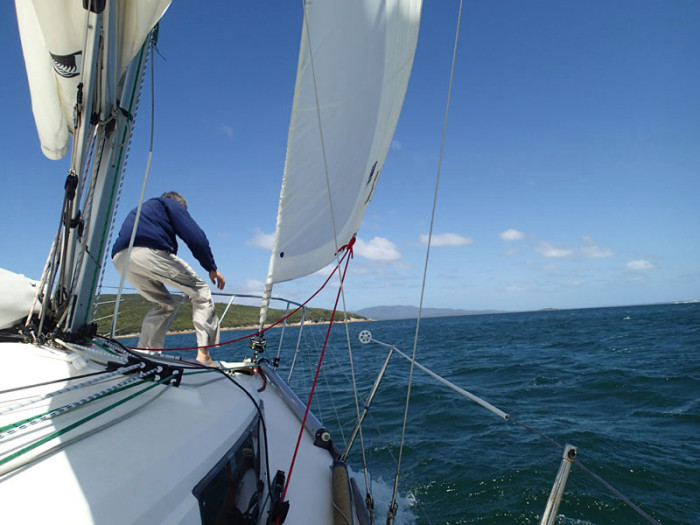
[112,247,220,350]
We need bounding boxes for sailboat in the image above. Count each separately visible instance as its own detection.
[0,0,423,523]
[1,1,675,524]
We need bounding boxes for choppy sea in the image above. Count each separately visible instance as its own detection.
[121,302,699,524]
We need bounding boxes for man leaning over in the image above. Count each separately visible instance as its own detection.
[112,191,225,366]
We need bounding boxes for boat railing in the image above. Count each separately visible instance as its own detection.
[93,288,308,368]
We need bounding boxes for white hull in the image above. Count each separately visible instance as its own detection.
[0,339,346,523]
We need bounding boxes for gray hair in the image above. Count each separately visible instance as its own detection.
[161,191,187,209]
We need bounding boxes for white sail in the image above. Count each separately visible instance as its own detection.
[267,0,422,284]
[15,0,172,160]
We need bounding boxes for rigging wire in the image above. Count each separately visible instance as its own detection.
[111,34,157,337]
[281,247,353,501]
[389,0,465,516]
[371,333,662,525]
[299,0,372,499]
[91,28,153,331]
[365,410,434,525]
[31,9,99,334]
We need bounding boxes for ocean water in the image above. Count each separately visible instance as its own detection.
[122,303,699,524]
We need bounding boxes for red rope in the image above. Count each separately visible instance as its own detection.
[127,245,353,352]
[281,240,354,501]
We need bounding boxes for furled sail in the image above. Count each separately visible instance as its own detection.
[15,0,172,160]
[266,0,422,284]
[15,0,172,334]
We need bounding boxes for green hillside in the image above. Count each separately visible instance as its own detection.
[95,294,365,336]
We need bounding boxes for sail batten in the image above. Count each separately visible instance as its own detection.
[266,0,422,285]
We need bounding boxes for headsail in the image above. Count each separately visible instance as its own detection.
[266,0,422,286]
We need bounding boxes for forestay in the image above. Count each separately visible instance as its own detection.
[266,0,422,284]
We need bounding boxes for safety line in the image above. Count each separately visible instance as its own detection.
[372,335,662,525]
[572,458,662,525]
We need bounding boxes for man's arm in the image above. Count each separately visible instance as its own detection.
[209,269,225,290]
[164,199,218,272]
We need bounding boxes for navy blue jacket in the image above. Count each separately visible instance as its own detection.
[112,197,217,272]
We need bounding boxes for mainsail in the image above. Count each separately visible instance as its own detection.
[265,0,422,288]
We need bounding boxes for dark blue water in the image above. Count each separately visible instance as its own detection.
[122,303,700,524]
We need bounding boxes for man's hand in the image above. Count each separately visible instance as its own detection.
[209,270,226,290]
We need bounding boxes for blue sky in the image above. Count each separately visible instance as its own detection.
[1,1,698,313]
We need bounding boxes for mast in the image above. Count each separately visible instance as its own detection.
[16,1,171,337]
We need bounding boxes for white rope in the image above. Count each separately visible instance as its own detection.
[0,363,142,417]
[25,235,58,333]
[390,0,465,511]
[0,372,151,441]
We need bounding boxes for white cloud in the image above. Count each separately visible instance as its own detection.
[242,279,265,295]
[500,228,525,241]
[419,233,473,247]
[626,260,655,271]
[535,242,574,259]
[247,230,274,250]
[219,124,234,140]
[581,245,614,259]
[391,140,402,150]
[534,236,613,260]
[581,235,614,259]
[355,237,401,261]
[216,280,265,306]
